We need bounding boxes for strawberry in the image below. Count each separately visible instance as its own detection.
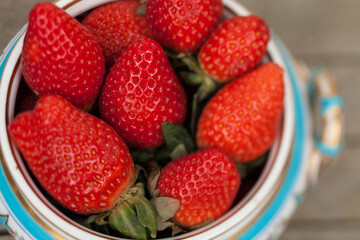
[155,147,241,228]
[146,0,223,53]
[9,95,134,214]
[196,63,284,163]
[99,37,187,149]
[82,1,150,67]
[21,2,105,111]
[198,15,270,83]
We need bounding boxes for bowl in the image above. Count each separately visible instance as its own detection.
[0,0,344,239]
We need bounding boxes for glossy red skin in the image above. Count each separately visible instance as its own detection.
[9,95,134,214]
[21,2,105,111]
[196,63,284,163]
[156,148,240,228]
[146,0,223,53]
[199,15,270,82]
[99,37,187,149]
[82,0,150,67]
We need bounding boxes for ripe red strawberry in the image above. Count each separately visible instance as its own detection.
[9,95,134,214]
[22,2,105,111]
[99,37,187,149]
[146,0,223,53]
[82,1,150,66]
[198,15,270,83]
[196,63,284,163]
[156,148,241,228]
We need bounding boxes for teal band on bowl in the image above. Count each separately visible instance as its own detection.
[320,95,343,116]
[315,138,344,157]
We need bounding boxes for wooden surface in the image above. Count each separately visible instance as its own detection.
[0,0,359,239]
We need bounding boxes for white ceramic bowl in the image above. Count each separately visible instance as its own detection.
[0,0,344,239]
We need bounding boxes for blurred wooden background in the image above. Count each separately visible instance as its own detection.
[1,0,359,239]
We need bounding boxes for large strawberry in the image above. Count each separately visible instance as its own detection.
[82,0,150,66]
[196,63,284,163]
[146,0,223,53]
[99,37,187,149]
[22,2,105,111]
[154,147,241,229]
[198,15,270,83]
[9,95,134,214]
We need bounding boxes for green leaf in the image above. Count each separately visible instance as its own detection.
[195,75,219,102]
[130,182,146,198]
[179,71,204,86]
[147,169,161,197]
[131,165,147,186]
[171,225,186,236]
[131,148,155,164]
[180,55,203,75]
[93,224,109,235]
[109,202,148,240]
[136,2,146,15]
[156,217,174,231]
[152,145,173,165]
[236,163,247,179]
[81,213,110,235]
[83,214,99,228]
[245,152,268,171]
[95,214,109,226]
[152,197,180,221]
[82,213,108,227]
[150,196,180,231]
[236,152,269,179]
[161,122,195,153]
[190,94,200,136]
[133,196,158,238]
[169,143,188,160]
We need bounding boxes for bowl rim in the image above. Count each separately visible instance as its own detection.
[0,0,297,239]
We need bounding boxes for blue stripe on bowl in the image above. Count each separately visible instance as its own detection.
[237,36,306,240]
[0,27,56,240]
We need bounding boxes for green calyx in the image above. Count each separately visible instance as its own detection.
[131,123,196,166]
[147,169,184,236]
[84,182,157,240]
[176,55,222,135]
[179,55,219,101]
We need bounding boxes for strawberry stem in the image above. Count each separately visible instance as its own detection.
[196,75,218,101]
[180,55,203,76]
[179,72,203,85]
[190,75,219,136]
[179,55,221,136]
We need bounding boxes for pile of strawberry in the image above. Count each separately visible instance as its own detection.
[9,1,284,239]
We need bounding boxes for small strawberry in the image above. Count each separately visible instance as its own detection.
[99,37,187,149]
[82,1,150,66]
[22,2,105,111]
[198,15,270,83]
[146,0,223,53]
[196,63,284,163]
[155,147,241,229]
[9,95,134,214]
